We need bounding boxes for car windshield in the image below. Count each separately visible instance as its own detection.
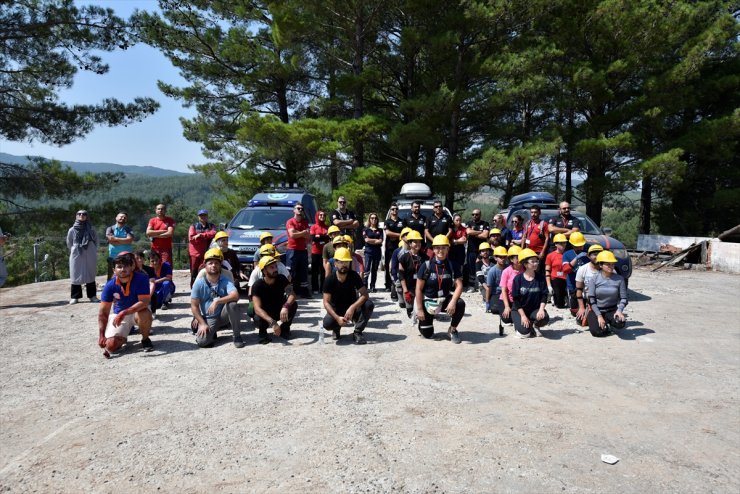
[230,208,296,230]
[509,210,603,235]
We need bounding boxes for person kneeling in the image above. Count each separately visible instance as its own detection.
[415,235,465,344]
[98,252,153,358]
[191,248,243,348]
[586,250,628,337]
[511,249,550,338]
[323,248,374,344]
[252,255,298,344]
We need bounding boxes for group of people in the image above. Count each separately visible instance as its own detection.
[65,198,628,358]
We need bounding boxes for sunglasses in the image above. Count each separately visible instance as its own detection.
[433,205,441,208]
[338,201,346,204]
[512,220,520,223]
[472,213,480,216]
[77,212,87,216]
[296,207,304,211]
[390,208,398,211]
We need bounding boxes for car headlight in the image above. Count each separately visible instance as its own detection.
[611,248,627,260]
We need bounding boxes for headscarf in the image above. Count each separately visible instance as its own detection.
[72,210,95,249]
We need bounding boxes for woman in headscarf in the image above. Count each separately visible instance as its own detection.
[66,210,99,304]
[310,209,329,293]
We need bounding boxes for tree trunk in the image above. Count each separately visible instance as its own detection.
[639,175,652,234]
[352,3,365,169]
[584,156,607,226]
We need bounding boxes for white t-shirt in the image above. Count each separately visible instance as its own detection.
[575,263,600,299]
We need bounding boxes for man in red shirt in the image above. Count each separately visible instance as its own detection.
[187,209,217,287]
[286,202,311,297]
[146,204,176,264]
[524,205,549,271]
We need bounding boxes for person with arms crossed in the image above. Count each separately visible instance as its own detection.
[146,203,176,264]
[383,203,406,293]
[286,203,311,297]
[187,209,217,288]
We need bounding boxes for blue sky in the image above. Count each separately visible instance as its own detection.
[0,0,202,173]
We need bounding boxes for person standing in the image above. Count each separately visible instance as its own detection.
[415,235,465,344]
[146,203,176,265]
[105,212,134,281]
[405,201,427,247]
[587,251,628,337]
[424,201,452,259]
[310,210,330,294]
[545,234,569,308]
[492,214,512,247]
[465,209,489,292]
[331,195,360,239]
[548,201,581,241]
[191,248,244,348]
[251,255,298,344]
[449,214,468,275]
[523,206,549,268]
[98,252,153,358]
[322,247,374,344]
[67,210,99,304]
[383,203,406,293]
[187,209,217,288]
[510,248,551,338]
[286,202,311,297]
[362,213,384,292]
[510,214,525,247]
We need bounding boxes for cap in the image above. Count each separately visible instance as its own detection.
[197,209,209,215]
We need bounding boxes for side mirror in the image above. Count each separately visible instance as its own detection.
[602,227,613,235]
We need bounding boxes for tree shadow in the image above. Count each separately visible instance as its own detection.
[627,289,652,302]
[0,300,70,309]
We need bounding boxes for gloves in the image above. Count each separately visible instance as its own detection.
[404,291,413,304]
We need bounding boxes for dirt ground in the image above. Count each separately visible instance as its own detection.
[0,266,738,493]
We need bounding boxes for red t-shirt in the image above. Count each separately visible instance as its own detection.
[546,251,566,280]
[286,217,309,250]
[524,220,549,254]
[148,216,176,251]
[310,223,328,255]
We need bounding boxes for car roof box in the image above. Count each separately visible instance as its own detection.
[508,191,557,208]
[399,182,432,198]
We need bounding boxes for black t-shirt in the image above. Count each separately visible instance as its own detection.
[466,220,490,252]
[323,269,364,313]
[425,214,452,246]
[548,214,581,232]
[331,209,357,235]
[398,251,422,290]
[406,213,426,238]
[416,258,463,299]
[251,274,290,318]
[384,217,407,249]
[511,272,548,313]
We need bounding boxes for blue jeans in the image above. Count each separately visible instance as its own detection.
[286,249,309,294]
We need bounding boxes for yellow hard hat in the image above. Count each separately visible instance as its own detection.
[588,244,604,254]
[214,231,229,242]
[490,228,501,235]
[204,247,224,262]
[596,250,618,263]
[553,233,568,243]
[432,234,450,247]
[569,231,586,247]
[507,245,522,257]
[258,255,278,271]
[259,232,273,242]
[343,234,353,245]
[493,246,509,257]
[332,235,347,245]
[259,244,276,256]
[518,248,538,263]
[406,230,423,241]
[333,247,353,262]
[400,227,412,238]
[327,225,340,235]
[478,242,492,252]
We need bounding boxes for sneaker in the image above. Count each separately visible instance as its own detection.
[398,301,406,309]
[332,329,340,340]
[258,336,271,345]
[449,329,461,344]
[89,296,100,303]
[353,332,367,345]
[514,330,531,339]
[370,287,377,293]
[233,336,245,348]
[69,298,79,305]
[141,338,154,352]
[161,302,170,310]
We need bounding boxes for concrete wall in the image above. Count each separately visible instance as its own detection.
[710,240,740,274]
[637,234,713,252]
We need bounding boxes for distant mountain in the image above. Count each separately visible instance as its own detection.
[0,151,190,177]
